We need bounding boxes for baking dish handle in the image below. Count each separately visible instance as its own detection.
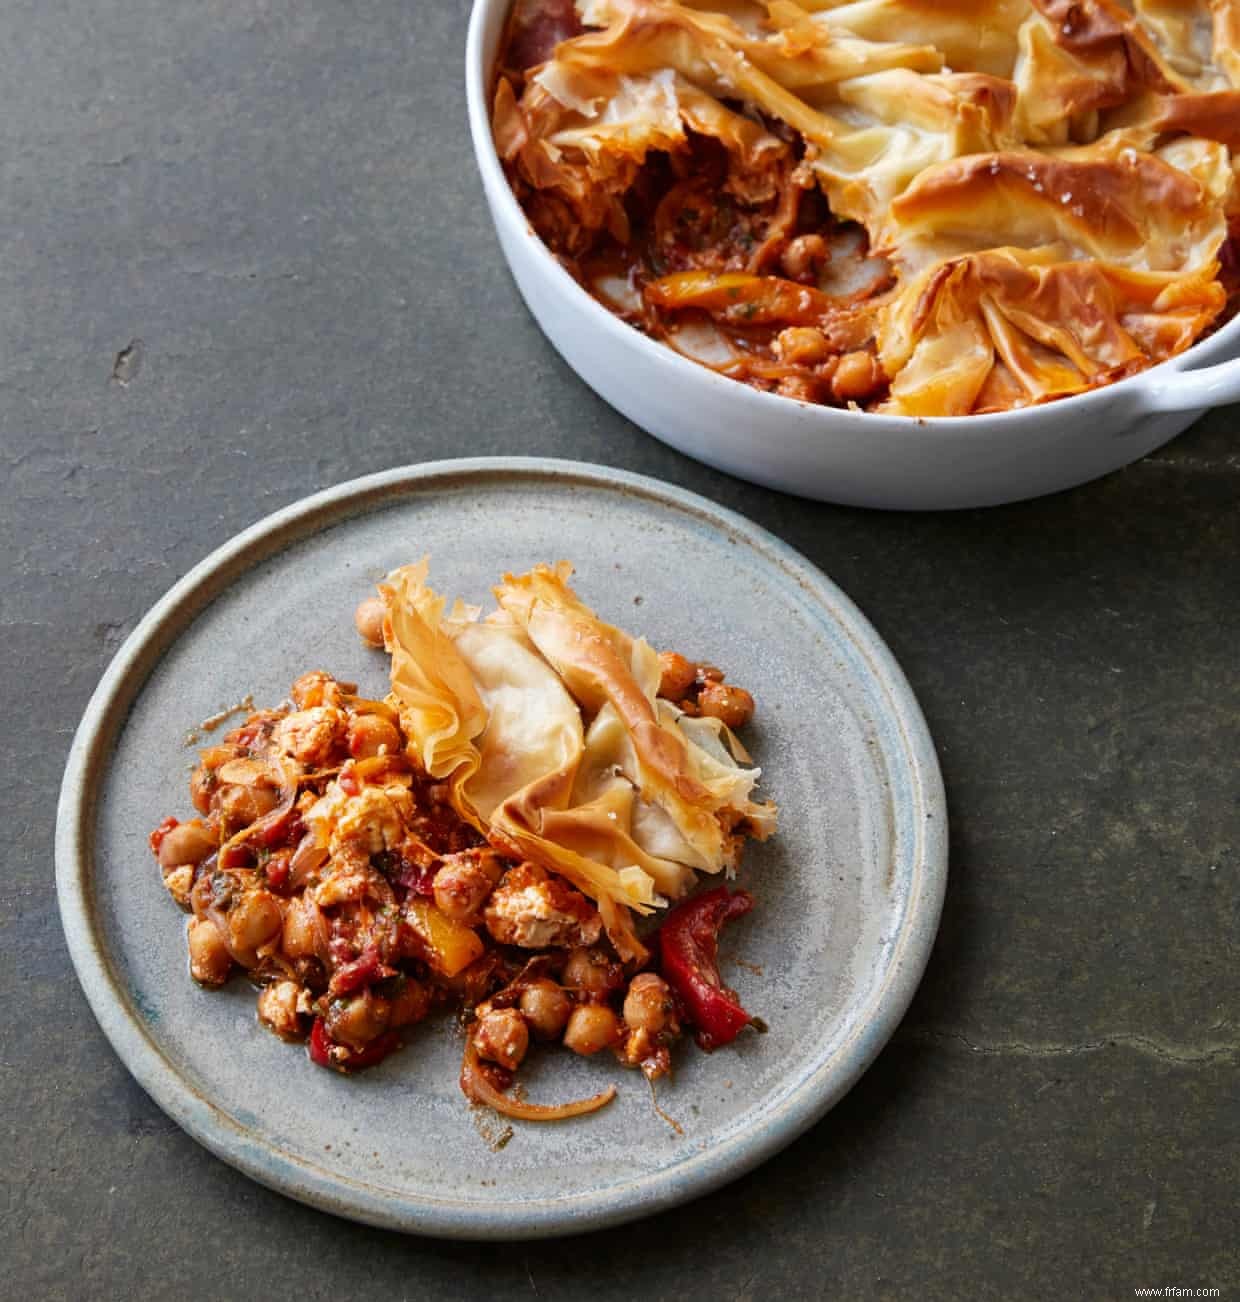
[1134,355,1240,414]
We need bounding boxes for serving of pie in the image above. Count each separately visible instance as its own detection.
[493,0,1240,416]
[148,560,776,1120]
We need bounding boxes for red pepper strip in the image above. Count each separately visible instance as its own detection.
[506,0,583,73]
[328,946,395,999]
[264,852,291,892]
[218,842,255,870]
[338,1031,402,1071]
[256,806,301,849]
[308,1017,401,1073]
[148,816,179,857]
[659,887,755,1051]
[308,1017,334,1068]
[396,858,437,897]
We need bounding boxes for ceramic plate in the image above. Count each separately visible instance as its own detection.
[57,458,946,1239]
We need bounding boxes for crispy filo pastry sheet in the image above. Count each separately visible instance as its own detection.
[380,560,775,960]
[495,0,1240,414]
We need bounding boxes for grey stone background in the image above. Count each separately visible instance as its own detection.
[2,1,1237,1298]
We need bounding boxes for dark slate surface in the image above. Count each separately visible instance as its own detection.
[3,1,1238,1297]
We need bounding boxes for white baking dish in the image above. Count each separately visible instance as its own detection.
[465,0,1240,509]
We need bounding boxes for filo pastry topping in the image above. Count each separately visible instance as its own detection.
[378,560,776,961]
[494,0,1240,415]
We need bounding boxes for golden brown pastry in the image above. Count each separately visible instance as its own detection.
[494,0,1240,415]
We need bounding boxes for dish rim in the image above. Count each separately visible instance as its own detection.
[464,0,1240,433]
[55,456,948,1239]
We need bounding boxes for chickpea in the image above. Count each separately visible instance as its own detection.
[189,765,215,815]
[773,326,831,366]
[162,865,195,910]
[433,853,501,922]
[519,979,572,1040]
[780,233,829,284]
[326,989,391,1051]
[831,350,883,404]
[227,889,283,959]
[697,681,755,729]
[354,597,387,649]
[388,977,432,1030]
[562,947,620,997]
[282,895,321,959]
[187,917,232,987]
[347,712,402,759]
[157,819,216,870]
[563,1003,621,1056]
[623,973,674,1034]
[473,1007,530,1072]
[658,651,697,701]
[257,980,305,1040]
[215,781,280,831]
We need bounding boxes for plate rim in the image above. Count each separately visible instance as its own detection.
[55,456,947,1239]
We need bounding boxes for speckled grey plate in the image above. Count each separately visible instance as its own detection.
[56,457,946,1239]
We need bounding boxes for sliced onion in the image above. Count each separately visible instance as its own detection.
[666,318,737,367]
[298,765,342,783]
[309,896,332,964]
[591,273,641,314]
[217,756,300,858]
[288,833,329,889]
[460,1043,616,1122]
